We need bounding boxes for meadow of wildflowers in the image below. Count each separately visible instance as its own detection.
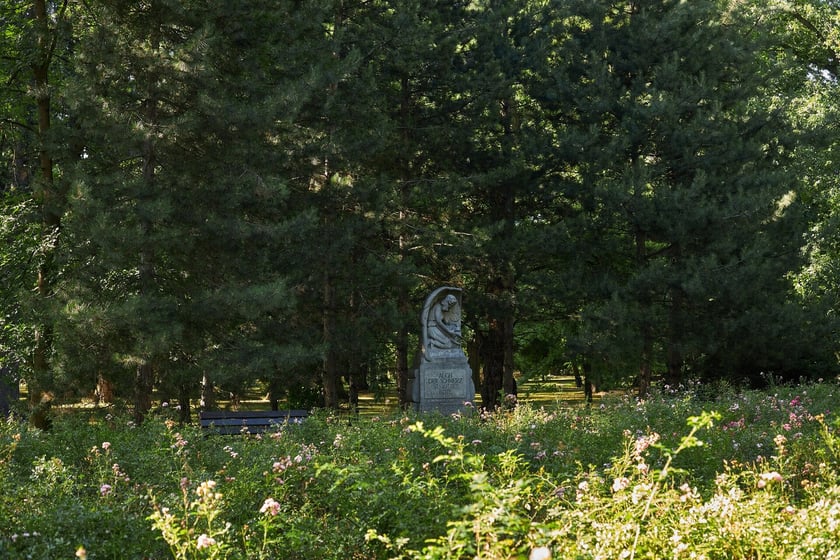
[0,380,839,559]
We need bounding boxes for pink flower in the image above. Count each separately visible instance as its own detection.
[196,534,216,549]
[260,497,281,516]
[762,471,783,482]
[273,457,291,472]
[100,483,112,496]
[758,471,784,488]
[101,442,111,451]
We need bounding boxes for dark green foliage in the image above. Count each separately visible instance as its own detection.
[0,0,838,410]
[54,0,325,412]
[529,0,830,388]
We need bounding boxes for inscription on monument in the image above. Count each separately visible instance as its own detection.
[424,369,466,400]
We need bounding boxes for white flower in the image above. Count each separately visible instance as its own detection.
[530,546,552,560]
[612,477,630,493]
[196,534,216,549]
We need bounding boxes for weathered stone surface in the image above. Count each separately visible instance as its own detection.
[408,287,475,414]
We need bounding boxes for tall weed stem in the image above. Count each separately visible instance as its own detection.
[629,411,720,560]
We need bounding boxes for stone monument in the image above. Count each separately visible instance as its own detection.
[408,287,475,414]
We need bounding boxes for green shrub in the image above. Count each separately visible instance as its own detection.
[1,381,839,559]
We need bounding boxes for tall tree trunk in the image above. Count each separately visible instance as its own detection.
[481,240,517,410]
[200,373,216,410]
[322,274,340,409]
[467,335,482,401]
[634,179,653,397]
[666,254,684,388]
[396,321,410,408]
[638,331,653,398]
[134,204,156,424]
[481,278,516,411]
[347,359,361,416]
[134,247,155,423]
[133,29,159,425]
[635,235,653,397]
[29,0,60,428]
[495,97,519,407]
[502,300,516,398]
[479,321,505,409]
[395,75,413,409]
[268,376,282,411]
[177,383,191,424]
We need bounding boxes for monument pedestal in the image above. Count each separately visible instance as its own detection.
[411,356,475,415]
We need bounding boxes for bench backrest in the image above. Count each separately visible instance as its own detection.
[199,410,309,435]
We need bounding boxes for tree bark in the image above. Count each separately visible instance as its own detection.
[634,190,653,397]
[467,335,482,401]
[395,74,413,409]
[29,0,61,429]
[177,383,191,424]
[322,274,340,409]
[638,332,653,398]
[347,359,362,416]
[479,322,504,409]
[583,361,595,403]
[666,259,684,388]
[502,309,516,398]
[483,95,519,409]
[396,322,410,408]
[200,373,216,410]
[133,27,159,425]
[95,374,115,404]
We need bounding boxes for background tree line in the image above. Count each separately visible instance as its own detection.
[1,0,838,424]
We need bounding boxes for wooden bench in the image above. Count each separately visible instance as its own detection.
[199,410,309,435]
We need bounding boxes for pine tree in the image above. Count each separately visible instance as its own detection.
[436,0,555,408]
[59,0,322,421]
[539,0,813,390]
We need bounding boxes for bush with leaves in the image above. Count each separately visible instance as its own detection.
[1,381,840,558]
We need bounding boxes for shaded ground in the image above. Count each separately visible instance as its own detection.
[335,373,598,417]
[18,373,600,420]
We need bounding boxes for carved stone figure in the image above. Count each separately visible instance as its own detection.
[422,288,463,359]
